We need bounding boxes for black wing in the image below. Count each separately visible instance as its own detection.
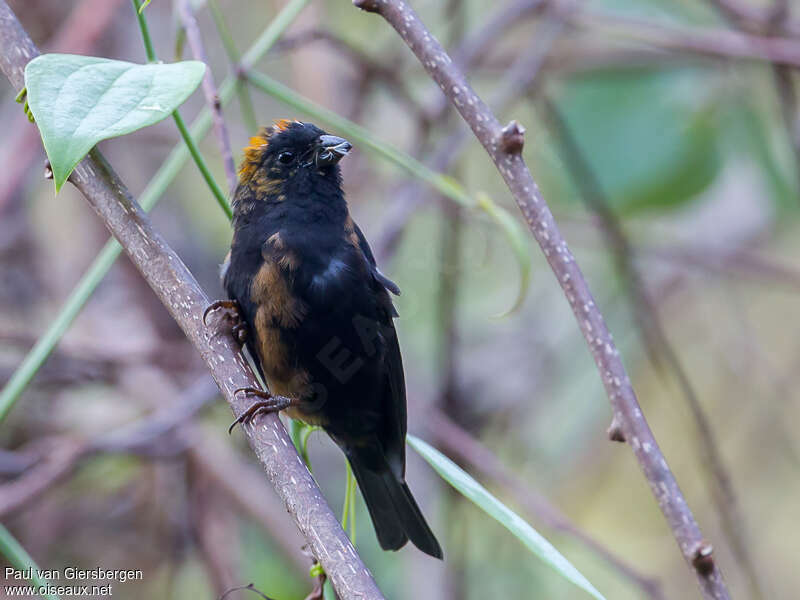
[354,223,401,297]
[352,222,407,478]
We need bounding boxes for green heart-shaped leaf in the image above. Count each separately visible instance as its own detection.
[25,54,205,191]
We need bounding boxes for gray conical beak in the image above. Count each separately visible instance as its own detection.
[315,135,352,167]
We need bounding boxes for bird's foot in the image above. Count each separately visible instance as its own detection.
[203,299,248,344]
[229,387,294,434]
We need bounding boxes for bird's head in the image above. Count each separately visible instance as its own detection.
[233,120,352,219]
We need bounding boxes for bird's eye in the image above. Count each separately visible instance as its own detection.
[278,151,294,164]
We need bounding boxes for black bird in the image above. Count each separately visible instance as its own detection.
[211,119,443,559]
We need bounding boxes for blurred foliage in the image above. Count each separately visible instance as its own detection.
[1,0,800,599]
[557,67,722,214]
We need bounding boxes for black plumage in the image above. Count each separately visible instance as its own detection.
[219,120,442,559]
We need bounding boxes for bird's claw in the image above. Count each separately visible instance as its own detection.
[203,299,249,344]
[228,387,293,434]
[203,299,241,325]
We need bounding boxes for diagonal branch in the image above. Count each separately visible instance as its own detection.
[0,4,383,598]
[352,1,730,598]
[540,95,763,599]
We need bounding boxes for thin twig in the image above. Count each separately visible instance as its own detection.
[433,10,468,600]
[353,1,730,597]
[767,0,800,206]
[638,241,800,290]
[0,5,383,597]
[272,29,429,125]
[206,0,259,132]
[429,0,550,122]
[708,0,800,205]
[177,0,237,193]
[0,387,310,577]
[0,437,87,518]
[771,65,800,195]
[188,464,243,594]
[557,214,800,290]
[574,8,800,68]
[538,99,663,370]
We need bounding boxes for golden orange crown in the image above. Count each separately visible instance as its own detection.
[239,119,298,180]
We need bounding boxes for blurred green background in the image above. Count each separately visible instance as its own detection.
[1,0,798,598]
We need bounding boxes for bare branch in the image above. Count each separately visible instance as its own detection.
[0,4,383,598]
[540,96,764,599]
[353,1,730,597]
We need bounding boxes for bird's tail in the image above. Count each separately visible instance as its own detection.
[347,449,443,559]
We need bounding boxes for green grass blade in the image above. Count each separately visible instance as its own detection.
[407,435,606,600]
[0,525,60,600]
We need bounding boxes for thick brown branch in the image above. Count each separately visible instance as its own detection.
[353,1,730,597]
[0,4,382,598]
